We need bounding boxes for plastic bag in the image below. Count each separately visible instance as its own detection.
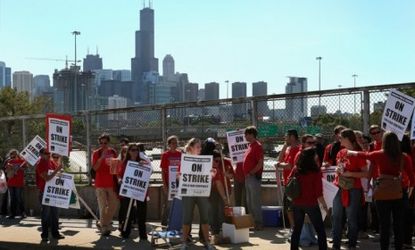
[0,170,8,194]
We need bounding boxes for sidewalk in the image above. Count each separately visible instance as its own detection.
[0,216,380,249]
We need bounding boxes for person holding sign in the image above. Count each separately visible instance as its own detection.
[117,143,149,240]
[5,149,27,219]
[160,135,182,226]
[180,138,214,250]
[91,133,118,236]
[243,126,264,231]
[35,148,64,242]
[348,132,415,250]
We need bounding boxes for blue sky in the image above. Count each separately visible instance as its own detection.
[0,0,414,98]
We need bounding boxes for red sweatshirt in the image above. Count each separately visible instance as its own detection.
[288,166,323,206]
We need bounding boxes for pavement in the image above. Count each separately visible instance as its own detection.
[0,216,389,249]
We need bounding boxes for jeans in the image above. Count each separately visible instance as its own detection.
[96,188,119,232]
[403,191,414,245]
[209,191,225,234]
[161,190,171,226]
[245,175,263,226]
[376,198,404,250]
[358,201,369,232]
[332,188,362,249]
[234,180,248,213]
[291,205,327,250]
[39,193,59,239]
[118,197,147,239]
[0,189,8,215]
[9,187,25,216]
[182,196,210,225]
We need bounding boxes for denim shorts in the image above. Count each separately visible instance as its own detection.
[182,196,210,225]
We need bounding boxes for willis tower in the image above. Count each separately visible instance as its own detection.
[131,5,159,103]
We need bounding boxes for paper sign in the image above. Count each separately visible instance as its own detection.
[46,113,72,157]
[321,166,336,183]
[411,109,415,140]
[42,172,75,209]
[178,154,213,197]
[381,89,415,141]
[322,178,339,209]
[226,130,249,164]
[119,161,152,202]
[20,135,46,166]
[168,166,178,200]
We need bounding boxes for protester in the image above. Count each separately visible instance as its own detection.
[233,162,247,211]
[348,131,415,250]
[314,133,325,165]
[331,129,369,250]
[242,126,264,231]
[322,125,345,168]
[36,148,64,241]
[91,133,118,236]
[288,147,328,250]
[160,135,182,226]
[275,129,300,233]
[180,138,213,250]
[5,149,27,219]
[117,143,148,240]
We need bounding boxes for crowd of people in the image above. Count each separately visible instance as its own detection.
[0,124,415,250]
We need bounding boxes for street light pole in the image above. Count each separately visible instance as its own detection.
[338,84,342,113]
[72,31,81,113]
[352,74,358,114]
[316,56,322,109]
[225,80,229,99]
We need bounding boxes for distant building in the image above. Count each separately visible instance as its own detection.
[0,62,11,88]
[83,54,103,72]
[13,71,34,94]
[53,66,95,113]
[198,88,205,101]
[108,95,127,121]
[373,101,385,112]
[163,55,175,81]
[33,75,51,97]
[285,77,308,121]
[232,82,247,119]
[185,83,198,102]
[310,105,327,118]
[93,69,113,87]
[148,81,176,104]
[252,81,268,117]
[113,70,131,82]
[5,67,11,87]
[98,80,134,102]
[204,82,220,101]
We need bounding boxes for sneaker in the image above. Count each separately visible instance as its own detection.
[204,244,215,250]
[52,234,65,240]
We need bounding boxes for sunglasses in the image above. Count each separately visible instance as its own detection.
[370,131,381,135]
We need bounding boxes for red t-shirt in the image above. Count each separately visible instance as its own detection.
[369,140,382,178]
[212,159,234,193]
[160,150,182,187]
[36,158,57,192]
[234,162,245,183]
[92,147,118,188]
[357,150,415,188]
[6,158,26,187]
[282,145,300,185]
[242,140,264,177]
[288,166,323,206]
[334,149,367,189]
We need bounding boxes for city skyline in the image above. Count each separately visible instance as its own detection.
[0,0,414,99]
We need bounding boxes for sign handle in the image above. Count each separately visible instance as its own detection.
[123,198,134,232]
[276,167,286,229]
[219,147,231,206]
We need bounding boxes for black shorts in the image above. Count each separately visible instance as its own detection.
[283,193,293,212]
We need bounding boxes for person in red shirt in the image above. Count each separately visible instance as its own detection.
[5,149,27,219]
[322,125,345,168]
[287,147,328,250]
[35,149,64,242]
[160,135,182,226]
[348,132,415,250]
[243,126,264,230]
[91,133,118,236]
[275,129,300,233]
[331,129,369,250]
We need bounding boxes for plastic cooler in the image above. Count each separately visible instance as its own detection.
[261,206,283,227]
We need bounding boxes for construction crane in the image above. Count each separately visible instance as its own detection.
[26,56,81,69]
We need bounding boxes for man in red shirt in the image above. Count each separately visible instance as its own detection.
[5,149,27,219]
[160,135,182,226]
[275,129,300,233]
[322,125,345,168]
[36,148,64,242]
[243,126,264,230]
[92,133,118,236]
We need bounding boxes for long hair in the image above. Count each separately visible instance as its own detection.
[201,138,216,155]
[383,132,402,162]
[341,129,362,151]
[401,134,411,155]
[185,138,201,153]
[296,147,320,175]
[124,143,141,163]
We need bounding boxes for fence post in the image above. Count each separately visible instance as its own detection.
[161,107,167,151]
[251,99,258,127]
[22,118,27,147]
[85,111,92,185]
[362,90,370,134]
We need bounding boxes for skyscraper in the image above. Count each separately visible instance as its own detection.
[232,82,247,119]
[113,70,131,82]
[33,75,51,97]
[285,77,308,121]
[163,55,175,81]
[0,61,6,88]
[185,83,198,102]
[83,54,103,72]
[13,71,34,94]
[204,82,220,100]
[252,81,269,117]
[131,6,159,103]
[5,67,11,87]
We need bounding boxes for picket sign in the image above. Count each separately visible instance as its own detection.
[178,154,212,197]
[46,113,72,157]
[42,172,75,209]
[226,130,249,165]
[168,166,178,201]
[20,135,46,166]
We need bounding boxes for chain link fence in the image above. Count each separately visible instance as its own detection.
[0,82,413,185]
